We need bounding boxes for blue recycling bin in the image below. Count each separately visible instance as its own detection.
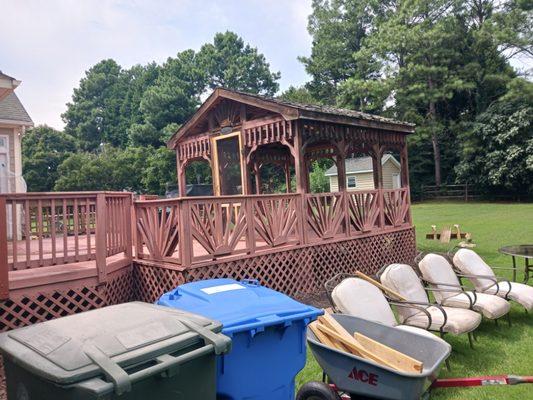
[157,278,322,400]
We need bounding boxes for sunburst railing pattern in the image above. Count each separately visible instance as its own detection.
[131,188,411,266]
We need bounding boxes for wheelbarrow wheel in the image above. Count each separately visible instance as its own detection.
[296,381,342,400]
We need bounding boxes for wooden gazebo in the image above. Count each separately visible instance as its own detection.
[0,88,418,335]
[168,88,414,197]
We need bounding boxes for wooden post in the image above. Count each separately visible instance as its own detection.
[179,200,192,267]
[336,143,347,192]
[465,183,469,202]
[133,200,143,259]
[176,153,187,197]
[284,161,291,193]
[0,197,9,300]
[253,162,262,194]
[336,140,350,236]
[244,198,256,255]
[293,121,308,194]
[242,146,253,195]
[297,193,308,245]
[124,195,133,260]
[400,143,413,224]
[95,193,107,284]
[371,145,385,227]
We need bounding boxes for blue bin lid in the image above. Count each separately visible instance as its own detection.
[158,279,322,335]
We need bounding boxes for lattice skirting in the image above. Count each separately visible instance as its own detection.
[0,267,134,332]
[0,228,416,331]
[135,227,417,302]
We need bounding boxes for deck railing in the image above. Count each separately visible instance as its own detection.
[134,187,411,267]
[0,192,133,298]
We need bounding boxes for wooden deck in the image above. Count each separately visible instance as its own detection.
[0,190,415,334]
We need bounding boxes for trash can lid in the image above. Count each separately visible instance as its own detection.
[0,302,229,386]
[158,279,322,335]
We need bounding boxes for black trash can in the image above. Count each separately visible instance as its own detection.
[0,302,231,400]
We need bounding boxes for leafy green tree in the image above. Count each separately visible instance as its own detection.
[300,0,387,104]
[198,31,280,95]
[354,1,474,186]
[301,0,532,193]
[279,86,320,105]
[140,50,205,133]
[62,59,129,150]
[455,92,533,195]
[141,147,177,195]
[22,125,77,191]
[309,160,333,193]
[54,146,147,192]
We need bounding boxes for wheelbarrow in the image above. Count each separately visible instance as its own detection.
[297,314,532,399]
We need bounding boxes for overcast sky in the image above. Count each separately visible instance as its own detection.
[0,0,313,129]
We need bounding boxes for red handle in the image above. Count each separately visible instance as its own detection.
[432,375,533,389]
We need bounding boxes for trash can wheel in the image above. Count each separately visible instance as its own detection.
[296,381,342,400]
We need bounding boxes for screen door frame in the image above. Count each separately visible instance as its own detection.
[211,131,245,196]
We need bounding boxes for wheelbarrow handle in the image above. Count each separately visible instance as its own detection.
[432,375,533,388]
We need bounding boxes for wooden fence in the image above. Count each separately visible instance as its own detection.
[420,184,474,201]
[134,187,411,267]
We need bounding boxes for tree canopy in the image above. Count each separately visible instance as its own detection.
[301,0,532,195]
[22,9,533,197]
[25,31,281,195]
[22,125,77,192]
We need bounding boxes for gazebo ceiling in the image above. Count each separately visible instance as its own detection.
[167,88,415,149]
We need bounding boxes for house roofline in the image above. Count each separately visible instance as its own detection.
[0,118,34,128]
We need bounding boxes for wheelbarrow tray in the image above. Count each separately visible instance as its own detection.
[307,314,451,400]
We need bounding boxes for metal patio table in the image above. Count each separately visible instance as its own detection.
[499,244,533,283]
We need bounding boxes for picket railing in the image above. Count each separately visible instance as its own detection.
[0,192,133,298]
[134,188,411,267]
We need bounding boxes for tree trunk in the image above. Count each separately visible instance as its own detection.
[427,75,441,187]
[429,100,441,187]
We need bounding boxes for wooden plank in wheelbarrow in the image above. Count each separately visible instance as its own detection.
[354,332,423,373]
[318,313,423,374]
[308,321,347,351]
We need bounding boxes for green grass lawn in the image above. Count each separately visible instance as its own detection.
[297,201,533,399]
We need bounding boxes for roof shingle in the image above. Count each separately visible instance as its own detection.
[0,92,33,125]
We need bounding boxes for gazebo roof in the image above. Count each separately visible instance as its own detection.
[168,88,414,148]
